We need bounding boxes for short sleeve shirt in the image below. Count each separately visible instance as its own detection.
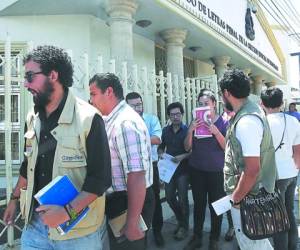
[143,113,162,162]
[104,101,153,192]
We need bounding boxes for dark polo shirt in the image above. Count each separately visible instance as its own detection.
[158,123,189,176]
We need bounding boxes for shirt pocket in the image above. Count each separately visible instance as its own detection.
[59,136,87,168]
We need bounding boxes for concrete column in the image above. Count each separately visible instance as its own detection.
[211,56,231,80]
[105,0,138,70]
[194,59,215,76]
[252,75,264,95]
[160,28,187,78]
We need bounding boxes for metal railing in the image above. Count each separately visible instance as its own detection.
[0,38,218,247]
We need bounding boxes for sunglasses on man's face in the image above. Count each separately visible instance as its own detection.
[24,71,44,83]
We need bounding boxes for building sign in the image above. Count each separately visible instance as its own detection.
[172,0,279,72]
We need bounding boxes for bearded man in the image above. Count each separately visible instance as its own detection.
[3,45,111,250]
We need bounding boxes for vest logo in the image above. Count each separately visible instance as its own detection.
[61,154,84,162]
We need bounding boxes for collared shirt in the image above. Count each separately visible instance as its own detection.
[142,113,162,162]
[159,123,188,156]
[104,100,153,192]
[20,89,111,197]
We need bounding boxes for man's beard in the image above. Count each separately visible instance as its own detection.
[31,78,54,108]
[223,96,234,112]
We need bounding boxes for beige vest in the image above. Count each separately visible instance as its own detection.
[21,91,105,240]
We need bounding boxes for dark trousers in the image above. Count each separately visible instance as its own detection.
[189,167,225,240]
[273,177,298,250]
[165,173,189,229]
[108,187,155,250]
[152,162,163,233]
[226,210,233,228]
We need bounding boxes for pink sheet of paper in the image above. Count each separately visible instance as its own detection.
[193,106,212,138]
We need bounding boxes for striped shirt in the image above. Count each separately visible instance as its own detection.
[104,100,153,192]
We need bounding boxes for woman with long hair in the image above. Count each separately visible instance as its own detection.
[183,89,229,250]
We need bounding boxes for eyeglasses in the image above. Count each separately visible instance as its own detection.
[169,112,182,118]
[24,71,44,83]
[129,103,143,109]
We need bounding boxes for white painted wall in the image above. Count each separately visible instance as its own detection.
[133,34,155,73]
[0,14,155,100]
[269,25,299,89]
[89,16,155,77]
[286,38,300,89]
[277,84,292,109]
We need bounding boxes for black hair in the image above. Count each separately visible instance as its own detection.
[23,45,73,88]
[125,92,143,102]
[89,73,124,100]
[167,102,184,115]
[261,87,283,108]
[197,88,216,103]
[219,69,250,98]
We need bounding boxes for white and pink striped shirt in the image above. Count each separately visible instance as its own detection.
[104,100,153,192]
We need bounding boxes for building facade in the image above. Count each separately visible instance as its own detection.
[0,0,295,177]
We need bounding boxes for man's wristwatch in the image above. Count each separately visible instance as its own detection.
[64,203,78,220]
[230,199,241,206]
[10,193,19,201]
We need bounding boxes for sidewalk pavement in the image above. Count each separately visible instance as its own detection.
[146,189,300,250]
[1,189,300,250]
[146,191,239,250]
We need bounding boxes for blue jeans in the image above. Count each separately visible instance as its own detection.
[21,213,107,250]
[165,173,189,229]
[273,177,298,250]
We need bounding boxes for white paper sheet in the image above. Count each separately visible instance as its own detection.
[211,195,232,216]
[157,153,180,183]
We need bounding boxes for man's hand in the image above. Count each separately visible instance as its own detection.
[121,222,145,241]
[36,205,69,228]
[3,175,27,225]
[3,200,18,225]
